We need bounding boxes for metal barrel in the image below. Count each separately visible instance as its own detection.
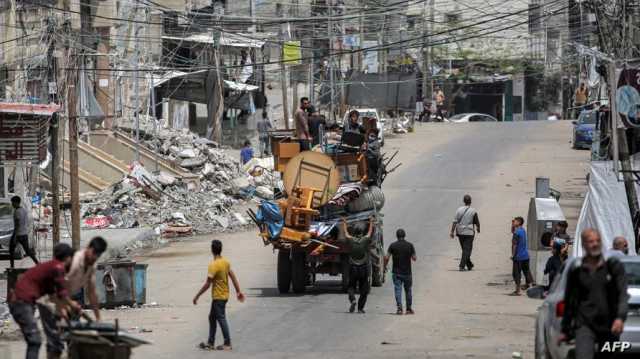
[347,186,385,212]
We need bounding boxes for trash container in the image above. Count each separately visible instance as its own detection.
[94,260,148,308]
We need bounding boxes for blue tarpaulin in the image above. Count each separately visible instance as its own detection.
[256,201,284,240]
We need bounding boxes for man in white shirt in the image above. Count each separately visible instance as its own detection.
[10,196,39,268]
[449,195,480,271]
[66,236,108,321]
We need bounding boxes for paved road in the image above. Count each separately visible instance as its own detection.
[5,121,589,358]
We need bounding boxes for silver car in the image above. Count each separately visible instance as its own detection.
[535,256,640,358]
[0,199,28,259]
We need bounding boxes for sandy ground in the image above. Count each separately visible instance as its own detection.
[2,121,590,359]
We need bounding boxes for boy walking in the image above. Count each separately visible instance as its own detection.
[384,229,416,315]
[240,140,254,165]
[193,240,245,351]
[511,217,534,295]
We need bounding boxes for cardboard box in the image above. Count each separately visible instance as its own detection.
[275,141,300,158]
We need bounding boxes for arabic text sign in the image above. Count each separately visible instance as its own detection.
[0,116,49,162]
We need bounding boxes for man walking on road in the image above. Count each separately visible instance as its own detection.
[342,217,375,314]
[10,195,39,268]
[561,229,628,359]
[450,195,480,271]
[193,240,245,351]
[384,229,416,315]
[511,217,534,295]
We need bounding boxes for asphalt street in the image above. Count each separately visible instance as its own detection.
[4,121,590,359]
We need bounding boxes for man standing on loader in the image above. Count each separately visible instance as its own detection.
[342,216,375,314]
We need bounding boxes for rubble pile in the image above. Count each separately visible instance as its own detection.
[79,127,279,236]
[141,128,233,173]
[80,164,252,235]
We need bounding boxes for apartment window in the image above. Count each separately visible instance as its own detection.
[445,13,461,25]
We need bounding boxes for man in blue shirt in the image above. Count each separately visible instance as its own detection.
[240,140,253,165]
[511,216,534,295]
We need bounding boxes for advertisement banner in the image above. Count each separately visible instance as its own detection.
[362,41,379,73]
[616,68,640,128]
[283,41,301,64]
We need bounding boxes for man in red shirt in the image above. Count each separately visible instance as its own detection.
[9,243,78,359]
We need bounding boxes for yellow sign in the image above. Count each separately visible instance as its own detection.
[283,41,301,64]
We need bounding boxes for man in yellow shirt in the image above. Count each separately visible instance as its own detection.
[193,240,245,351]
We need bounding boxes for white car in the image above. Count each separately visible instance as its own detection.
[447,113,498,123]
[342,108,385,146]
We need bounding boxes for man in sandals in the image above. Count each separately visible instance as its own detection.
[193,240,245,351]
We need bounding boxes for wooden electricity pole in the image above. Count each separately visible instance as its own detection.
[278,4,290,128]
[46,17,61,245]
[68,55,81,250]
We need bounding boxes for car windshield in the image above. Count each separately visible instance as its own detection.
[449,114,466,121]
[579,111,597,125]
[0,203,12,217]
[624,262,640,286]
[359,112,377,119]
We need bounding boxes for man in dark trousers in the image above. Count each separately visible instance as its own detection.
[10,195,39,268]
[511,216,534,295]
[449,195,480,271]
[193,240,245,351]
[342,217,375,314]
[9,243,78,359]
[560,228,629,359]
[384,228,416,315]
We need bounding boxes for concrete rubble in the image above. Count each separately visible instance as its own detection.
[78,127,280,236]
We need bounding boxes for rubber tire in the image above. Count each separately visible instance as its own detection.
[291,252,307,294]
[341,255,350,293]
[277,249,292,294]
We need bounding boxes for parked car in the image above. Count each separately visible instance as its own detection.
[572,110,597,149]
[0,198,21,258]
[447,113,498,123]
[535,256,640,359]
[342,108,385,146]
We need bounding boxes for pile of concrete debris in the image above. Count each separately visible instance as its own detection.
[81,129,278,237]
[79,164,246,235]
[80,127,280,236]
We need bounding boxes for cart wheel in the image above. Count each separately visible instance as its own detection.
[277,249,292,294]
[341,255,350,293]
[291,252,307,294]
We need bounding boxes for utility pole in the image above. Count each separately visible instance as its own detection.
[427,0,434,101]
[328,0,335,123]
[421,0,428,102]
[133,0,141,162]
[68,54,80,250]
[46,17,60,245]
[278,4,290,128]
